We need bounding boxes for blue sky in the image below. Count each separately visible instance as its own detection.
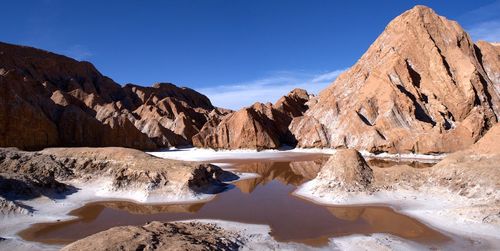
[1,0,499,109]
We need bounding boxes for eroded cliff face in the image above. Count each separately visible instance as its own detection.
[291,6,500,154]
[476,41,500,100]
[121,83,218,147]
[0,42,220,150]
[192,88,312,150]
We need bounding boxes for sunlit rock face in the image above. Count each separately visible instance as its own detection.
[291,5,500,154]
[192,88,312,150]
[0,42,220,150]
[308,149,374,194]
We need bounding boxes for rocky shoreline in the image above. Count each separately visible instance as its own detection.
[0,147,241,250]
[295,125,500,249]
[0,147,233,205]
[0,139,498,250]
[57,126,500,250]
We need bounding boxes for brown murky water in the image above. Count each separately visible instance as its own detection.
[19,153,449,247]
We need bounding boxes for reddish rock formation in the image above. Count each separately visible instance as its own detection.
[192,88,312,150]
[314,149,373,193]
[122,83,217,147]
[476,41,500,101]
[274,88,311,117]
[0,42,219,150]
[193,103,280,150]
[291,6,500,154]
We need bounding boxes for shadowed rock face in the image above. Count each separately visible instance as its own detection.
[291,6,500,154]
[0,42,220,150]
[476,41,500,100]
[192,88,312,150]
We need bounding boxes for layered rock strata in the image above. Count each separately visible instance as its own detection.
[0,42,222,150]
[291,6,500,154]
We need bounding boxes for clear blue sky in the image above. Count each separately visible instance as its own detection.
[1,0,499,109]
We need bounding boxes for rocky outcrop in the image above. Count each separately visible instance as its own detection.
[38,147,232,194]
[0,147,234,213]
[301,124,500,210]
[0,42,220,150]
[193,103,281,150]
[291,6,500,154]
[0,198,30,215]
[274,88,311,117]
[429,124,500,199]
[193,89,312,150]
[0,148,74,201]
[62,221,242,251]
[303,149,373,196]
[122,83,220,147]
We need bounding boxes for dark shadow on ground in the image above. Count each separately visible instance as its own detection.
[0,175,79,201]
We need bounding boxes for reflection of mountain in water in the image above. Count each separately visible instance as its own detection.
[289,158,329,180]
[234,157,329,193]
[21,155,450,246]
[327,206,434,240]
[71,203,106,223]
[99,201,205,214]
[366,158,435,169]
[232,156,435,195]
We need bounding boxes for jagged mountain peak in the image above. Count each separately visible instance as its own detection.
[292,5,500,154]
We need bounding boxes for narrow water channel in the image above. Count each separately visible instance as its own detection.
[19,153,449,247]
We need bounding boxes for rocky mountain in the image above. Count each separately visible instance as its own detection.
[0,42,221,150]
[291,6,500,154]
[2,5,498,153]
[192,88,312,150]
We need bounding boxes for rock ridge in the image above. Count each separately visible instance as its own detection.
[193,88,313,150]
[290,5,500,154]
[0,42,223,150]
